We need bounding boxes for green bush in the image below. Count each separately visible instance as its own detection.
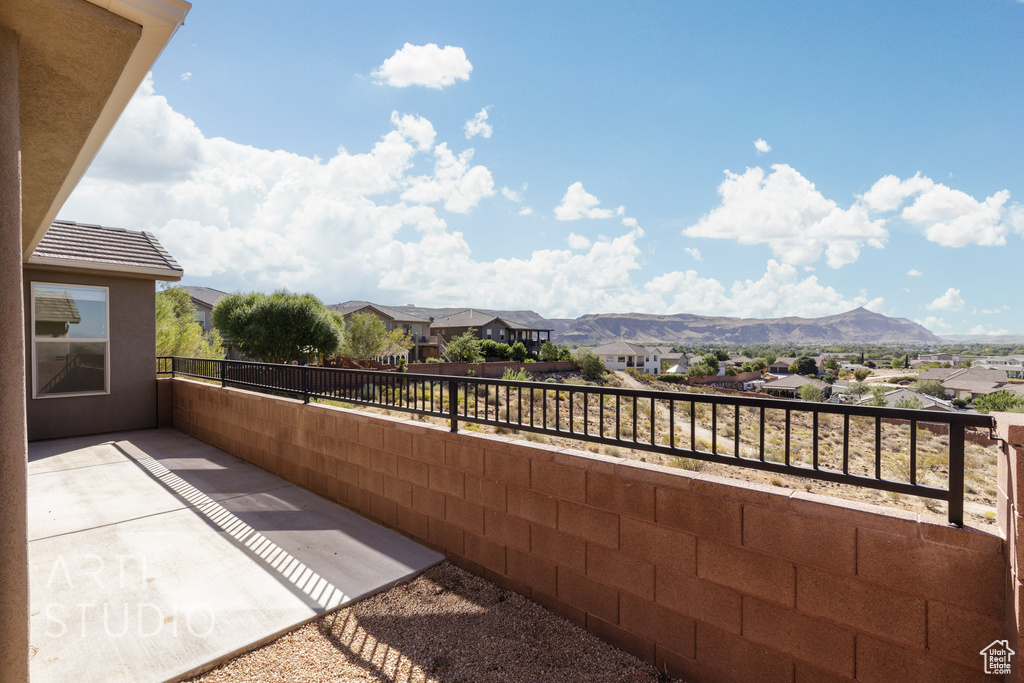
[659,373,686,384]
[974,391,1024,414]
[501,367,532,381]
[575,349,606,381]
[509,341,528,362]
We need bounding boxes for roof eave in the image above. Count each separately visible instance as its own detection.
[26,255,184,281]
[23,0,191,258]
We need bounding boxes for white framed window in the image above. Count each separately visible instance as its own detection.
[500,329,505,341]
[31,283,109,398]
[486,329,492,339]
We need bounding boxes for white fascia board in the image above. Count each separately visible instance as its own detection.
[26,0,191,257]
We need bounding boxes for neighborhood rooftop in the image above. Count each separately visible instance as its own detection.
[29,220,183,278]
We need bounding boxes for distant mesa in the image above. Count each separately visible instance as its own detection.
[349,303,941,346]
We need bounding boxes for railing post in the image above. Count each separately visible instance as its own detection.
[302,366,310,404]
[220,359,227,388]
[948,422,965,527]
[449,377,458,433]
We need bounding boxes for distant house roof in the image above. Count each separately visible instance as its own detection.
[859,388,956,411]
[181,286,228,309]
[431,309,550,332]
[940,368,1009,393]
[29,220,183,280]
[593,341,650,356]
[332,301,432,325]
[763,375,828,391]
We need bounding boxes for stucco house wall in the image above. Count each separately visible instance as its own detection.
[23,267,159,440]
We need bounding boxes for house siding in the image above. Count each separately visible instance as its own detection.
[24,267,157,440]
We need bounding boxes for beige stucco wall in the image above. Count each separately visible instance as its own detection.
[24,267,157,440]
[0,25,29,683]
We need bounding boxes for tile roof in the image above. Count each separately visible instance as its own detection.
[859,388,956,411]
[331,301,432,324]
[763,375,828,390]
[592,341,650,356]
[30,220,183,279]
[180,286,228,309]
[431,309,543,331]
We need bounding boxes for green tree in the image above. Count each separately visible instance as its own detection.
[446,329,483,363]
[539,341,560,361]
[714,349,729,362]
[156,286,223,358]
[869,386,888,406]
[575,348,606,381]
[789,356,818,376]
[974,391,1024,414]
[846,381,870,402]
[380,328,414,360]
[687,362,718,379]
[910,379,948,399]
[342,311,386,359]
[823,357,840,371]
[509,340,528,362]
[212,290,341,363]
[853,368,871,382]
[701,353,720,373]
[798,384,824,402]
[894,395,922,410]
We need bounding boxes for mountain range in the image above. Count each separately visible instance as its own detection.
[380,305,942,346]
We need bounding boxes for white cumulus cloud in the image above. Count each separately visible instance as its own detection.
[927,287,965,311]
[917,316,951,332]
[61,75,891,321]
[501,186,522,202]
[970,325,1009,336]
[754,138,771,154]
[372,43,472,89]
[906,269,923,276]
[861,172,1023,247]
[684,247,702,262]
[567,233,592,250]
[465,107,493,139]
[180,72,192,81]
[554,182,619,221]
[683,164,888,268]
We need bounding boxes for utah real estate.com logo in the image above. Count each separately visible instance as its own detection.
[980,640,1015,675]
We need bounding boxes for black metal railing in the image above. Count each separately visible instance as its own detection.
[158,356,996,526]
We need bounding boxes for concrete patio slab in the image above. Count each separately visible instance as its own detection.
[28,429,443,683]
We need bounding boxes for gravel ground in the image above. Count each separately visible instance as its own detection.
[189,562,675,683]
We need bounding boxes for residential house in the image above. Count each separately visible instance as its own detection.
[767,357,797,375]
[180,285,228,334]
[654,346,684,372]
[933,367,1010,400]
[593,341,663,375]
[761,374,830,399]
[0,1,191,675]
[858,388,956,412]
[331,301,437,362]
[430,309,553,354]
[974,356,1024,379]
[25,220,183,440]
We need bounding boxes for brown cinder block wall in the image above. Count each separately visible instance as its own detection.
[169,378,1008,683]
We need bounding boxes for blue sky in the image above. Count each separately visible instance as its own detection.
[62,1,1024,335]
